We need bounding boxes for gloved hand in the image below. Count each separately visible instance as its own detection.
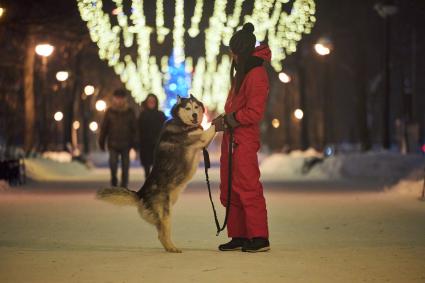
[212,113,240,132]
[212,115,226,132]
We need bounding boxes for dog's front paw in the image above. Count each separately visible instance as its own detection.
[166,246,182,253]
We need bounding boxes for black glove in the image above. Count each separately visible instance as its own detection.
[212,115,226,132]
[212,113,240,132]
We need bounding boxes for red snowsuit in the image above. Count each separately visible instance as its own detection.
[220,45,271,239]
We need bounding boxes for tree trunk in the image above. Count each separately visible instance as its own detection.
[24,33,36,154]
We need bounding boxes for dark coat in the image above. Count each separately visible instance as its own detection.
[138,109,166,165]
[99,105,136,151]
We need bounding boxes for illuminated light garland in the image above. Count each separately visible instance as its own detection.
[156,0,169,43]
[77,0,316,109]
[173,0,185,64]
[223,0,244,45]
[188,0,203,38]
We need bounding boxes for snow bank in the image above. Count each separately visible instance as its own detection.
[25,158,91,181]
[386,168,424,197]
[41,151,73,163]
[260,151,424,183]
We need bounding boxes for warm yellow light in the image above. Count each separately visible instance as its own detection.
[314,43,330,56]
[56,71,69,82]
[89,121,98,132]
[278,72,291,83]
[272,118,280,128]
[54,111,63,122]
[294,109,304,120]
[95,100,107,111]
[73,121,80,130]
[84,85,95,96]
[0,7,5,18]
[35,44,54,57]
[77,0,316,109]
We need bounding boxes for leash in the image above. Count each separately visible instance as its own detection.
[203,129,234,236]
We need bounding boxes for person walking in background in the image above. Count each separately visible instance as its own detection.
[99,89,136,188]
[138,93,166,178]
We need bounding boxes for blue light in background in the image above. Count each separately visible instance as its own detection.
[163,49,192,118]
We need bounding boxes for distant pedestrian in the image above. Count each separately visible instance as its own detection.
[138,93,166,178]
[99,89,136,188]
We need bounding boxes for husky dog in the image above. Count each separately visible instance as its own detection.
[97,94,216,253]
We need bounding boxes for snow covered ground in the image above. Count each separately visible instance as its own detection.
[23,151,424,189]
[1,150,425,282]
[0,183,424,283]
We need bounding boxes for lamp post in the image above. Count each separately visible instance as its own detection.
[35,43,54,151]
[278,71,293,149]
[374,1,398,149]
[80,85,96,154]
[314,37,333,149]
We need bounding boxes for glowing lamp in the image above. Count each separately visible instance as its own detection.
[278,72,291,83]
[89,121,98,132]
[56,71,69,82]
[73,121,80,130]
[314,38,333,56]
[95,100,107,111]
[294,109,304,120]
[84,85,95,96]
[271,119,280,128]
[35,44,54,57]
[54,111,63,122]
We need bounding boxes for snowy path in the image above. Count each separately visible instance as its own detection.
[1,181,424,283]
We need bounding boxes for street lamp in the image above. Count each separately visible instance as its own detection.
[375,2,398,149]
[278,72,291,83]
[89,121,98,132]
[0,7,5,18]
[73,121,80,130]
[271,118,280,128]
[54,111,63,122]
[35,43,55,150]
[314,37,333,56]
[294,109,304,120]
[56,71,69,82]
[314,38,332,56]
[35,44,54,57]
[84,85,95,96]
[95,100,107,111]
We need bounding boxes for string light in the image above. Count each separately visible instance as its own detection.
[156,0,169,43]
[77,0,316,110]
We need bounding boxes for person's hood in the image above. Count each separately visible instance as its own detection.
[252,44,271,62]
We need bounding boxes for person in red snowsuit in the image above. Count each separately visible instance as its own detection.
[212,23,270,252]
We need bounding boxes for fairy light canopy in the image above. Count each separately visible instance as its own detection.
[77,0,316,110]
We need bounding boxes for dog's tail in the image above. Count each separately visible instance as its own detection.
[96,187,139,206]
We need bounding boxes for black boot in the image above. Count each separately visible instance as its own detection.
[242,238,270,252]
[218,238,247,251]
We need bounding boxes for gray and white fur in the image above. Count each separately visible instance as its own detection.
[97,95,216,253]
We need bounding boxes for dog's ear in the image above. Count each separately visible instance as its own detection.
[176,95,182,105]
